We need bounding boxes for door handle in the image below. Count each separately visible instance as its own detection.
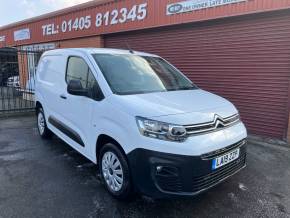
[60,94,67,99]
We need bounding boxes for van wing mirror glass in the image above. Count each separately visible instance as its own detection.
[67,80,88,97]
[91,83,105,101]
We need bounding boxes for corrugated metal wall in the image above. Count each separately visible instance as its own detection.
[1,0,290,47]
[104,11,290,139]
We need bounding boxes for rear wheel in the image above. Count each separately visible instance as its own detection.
[37,107,52,139]
[99,143,132,199]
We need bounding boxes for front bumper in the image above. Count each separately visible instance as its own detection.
[127,140,247,198]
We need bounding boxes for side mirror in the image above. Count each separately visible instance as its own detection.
[67,80,88,97]
[91,83,105,101]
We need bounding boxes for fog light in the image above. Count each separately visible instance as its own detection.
[155,166,179,177]
[156,166,163,172]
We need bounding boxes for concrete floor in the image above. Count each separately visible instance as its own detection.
[0,116,289,218]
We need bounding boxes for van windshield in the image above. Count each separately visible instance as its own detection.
[93,54,197,95]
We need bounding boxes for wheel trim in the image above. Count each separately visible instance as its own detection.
[102,151,124,192]
[38,112,45,135]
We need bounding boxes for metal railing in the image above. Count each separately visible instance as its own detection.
[0,47,44,114]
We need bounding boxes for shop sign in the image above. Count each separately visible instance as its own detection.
[42,3,147,36]
[0,36,5,42]
[14,28,31,41]
[167,0,247,15]
[22,43,56,50]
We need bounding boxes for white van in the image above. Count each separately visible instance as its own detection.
[35,48,247,199]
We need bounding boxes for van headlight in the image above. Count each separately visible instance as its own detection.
[136,117,187,142]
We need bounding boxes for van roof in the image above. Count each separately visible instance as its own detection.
[42,48,158,57]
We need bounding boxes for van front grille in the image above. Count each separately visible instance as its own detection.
[201,140,246,160]
[184,114,240,136]
[191,150,246,193]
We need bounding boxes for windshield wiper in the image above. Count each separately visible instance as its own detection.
[178,86,196,90]
[167,86,196,91]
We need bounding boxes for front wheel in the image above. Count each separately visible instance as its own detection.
[99,143,132,199]
[37,107,52,139]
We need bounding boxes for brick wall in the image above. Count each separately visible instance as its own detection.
[58,36,103,48]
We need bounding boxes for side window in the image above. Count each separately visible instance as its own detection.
[66,56,104,100]
[66,56,93,89]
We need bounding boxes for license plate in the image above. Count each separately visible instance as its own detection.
[212,148,240,170]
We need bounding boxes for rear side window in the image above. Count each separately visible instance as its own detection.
[38,55,65,83]
[66,56,104,100]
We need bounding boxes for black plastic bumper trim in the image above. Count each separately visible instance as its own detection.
[48,116,85,147]
[127,141,247,198]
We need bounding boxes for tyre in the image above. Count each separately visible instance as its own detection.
[37,107,53,139]
[99,143,132,199]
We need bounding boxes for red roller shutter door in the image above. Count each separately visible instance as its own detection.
[104,11,290,140]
